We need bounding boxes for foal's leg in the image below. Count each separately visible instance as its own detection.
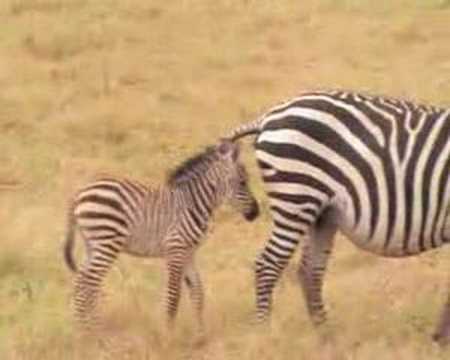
[73,236,125,334]
[165,242,191,328]
[184,257,205,334]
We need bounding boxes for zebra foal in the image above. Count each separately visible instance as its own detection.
[63,139,259,334]
[227,89,449,343]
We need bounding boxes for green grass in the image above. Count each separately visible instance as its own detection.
[1,0,450,358]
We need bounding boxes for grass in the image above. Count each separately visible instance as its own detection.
[1,0,450,358]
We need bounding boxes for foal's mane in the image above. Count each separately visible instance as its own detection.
[167,146,218,185]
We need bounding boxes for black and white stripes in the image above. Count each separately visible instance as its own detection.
[228,89,449,340]
[63,139,259,334]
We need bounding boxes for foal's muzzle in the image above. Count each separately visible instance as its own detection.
[243,200,260,221]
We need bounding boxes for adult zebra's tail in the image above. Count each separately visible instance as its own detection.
[226,118,264,141]
[63,205,78,273]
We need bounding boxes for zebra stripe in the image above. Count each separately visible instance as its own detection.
[228,89,450,342]
[63,140,259,336]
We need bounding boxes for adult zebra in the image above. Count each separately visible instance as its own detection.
[63,139,259,334]
[227,89,450,343]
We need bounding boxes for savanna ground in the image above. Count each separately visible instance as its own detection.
[1,0,450,359]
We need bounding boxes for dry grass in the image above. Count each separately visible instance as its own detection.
[1,0,450,358]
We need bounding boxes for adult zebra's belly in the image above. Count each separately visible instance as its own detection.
[335,203,449,258]
[338,226,430,258]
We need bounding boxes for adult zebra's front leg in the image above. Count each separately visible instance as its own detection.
[297,209,337,327]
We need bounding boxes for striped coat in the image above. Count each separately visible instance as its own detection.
[228,89,449,343]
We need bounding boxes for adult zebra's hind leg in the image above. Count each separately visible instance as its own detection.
[73,237,124,334]
[297,208,337,327]
[254,207,312,322]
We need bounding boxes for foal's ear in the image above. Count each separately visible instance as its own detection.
[217,138,240,161]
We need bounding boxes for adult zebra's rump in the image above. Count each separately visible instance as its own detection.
[227,89,450,343]
[63,139,259,335]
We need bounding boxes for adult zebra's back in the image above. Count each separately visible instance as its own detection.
[228,89,450,343]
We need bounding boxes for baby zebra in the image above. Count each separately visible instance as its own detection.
[63,139,259,334]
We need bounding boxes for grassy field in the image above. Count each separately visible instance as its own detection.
[1,0,450,358]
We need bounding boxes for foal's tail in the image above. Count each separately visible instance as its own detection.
[63,202,78,273]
